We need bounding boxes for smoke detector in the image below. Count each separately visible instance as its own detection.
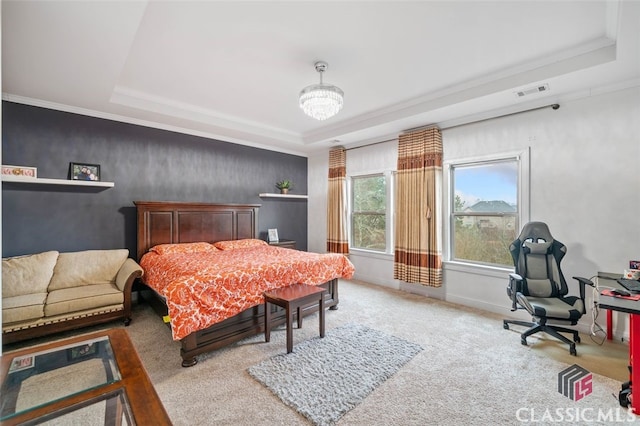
[515,83,550,98]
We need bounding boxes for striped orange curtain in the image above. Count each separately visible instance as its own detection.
[327,147,349,254]
[394,127,443,286]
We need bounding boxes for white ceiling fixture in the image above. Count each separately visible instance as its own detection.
[299,61,344,121]
[515,83,550,98]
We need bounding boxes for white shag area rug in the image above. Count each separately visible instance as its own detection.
[247,323,423,426]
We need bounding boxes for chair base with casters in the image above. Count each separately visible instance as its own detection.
[503,317,580,356]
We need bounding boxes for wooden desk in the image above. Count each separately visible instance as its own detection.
[597,281,640,415]
[0,329,171,425]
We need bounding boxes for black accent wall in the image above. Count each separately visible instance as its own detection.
[2,102,308,258]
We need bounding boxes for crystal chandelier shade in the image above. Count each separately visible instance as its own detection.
[299,61,344,121]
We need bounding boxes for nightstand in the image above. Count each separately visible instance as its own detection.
[268,239,296,249]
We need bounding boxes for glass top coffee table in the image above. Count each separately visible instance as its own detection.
[0,329,171,425]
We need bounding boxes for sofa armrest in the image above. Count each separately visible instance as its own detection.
[116,258,143,292]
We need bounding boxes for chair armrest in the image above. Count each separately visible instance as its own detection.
[116,258,144,292]
[572,276,594,287]
[510,273,523,282]
[507,273,523,311]
[572,276,594,302]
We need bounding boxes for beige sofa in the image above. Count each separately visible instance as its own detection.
[2,249,143,344]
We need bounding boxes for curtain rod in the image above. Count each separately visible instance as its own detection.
[439,103,560,131]
[345,138,396,151]
[343,103,560,151]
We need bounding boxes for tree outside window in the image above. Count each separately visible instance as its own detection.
[451,159,519,267]
[351,174,387,251]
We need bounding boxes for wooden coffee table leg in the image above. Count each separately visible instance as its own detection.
[297,306,303,328]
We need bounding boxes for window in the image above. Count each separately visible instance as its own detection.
[449,151,528,267]
[351,173,390,252]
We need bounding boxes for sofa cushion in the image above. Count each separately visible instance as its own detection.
[45,284,124,317]
[48,249,129,291]
[2,251,59,298]
[2,293,47,324]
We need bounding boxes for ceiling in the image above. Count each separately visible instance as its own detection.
[2,1,639,156]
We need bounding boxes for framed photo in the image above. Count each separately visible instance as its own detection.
[69,162,101,181]
[9,355,34,373]
[67,342,98,361]
[268,228,279,243]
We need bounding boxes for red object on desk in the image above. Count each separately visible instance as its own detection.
[601,289,640,300]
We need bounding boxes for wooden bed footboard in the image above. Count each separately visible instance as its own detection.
[140,279,339,367]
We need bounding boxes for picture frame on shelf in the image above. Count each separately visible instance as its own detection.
[69,162,101,181]
[268,228,279,243]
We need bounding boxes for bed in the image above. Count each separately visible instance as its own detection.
[135,201,354,367]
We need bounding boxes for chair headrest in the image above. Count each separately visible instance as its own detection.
[519,222,554,243]
[523,241,552,255]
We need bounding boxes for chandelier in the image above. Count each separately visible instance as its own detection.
[299,61,344,121]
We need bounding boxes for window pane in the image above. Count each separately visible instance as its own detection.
[453,215,517,265]
[452,160,518,266]
[352,214,386,250]
[454,161,517,211]
[352,174,387,252]
[353,176,385,212]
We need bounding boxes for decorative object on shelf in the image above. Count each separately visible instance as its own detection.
[268,228,279,243]
[299,61,344,121]
[2,165,37,178]
[276,179,293,194]
[69,162,101,181]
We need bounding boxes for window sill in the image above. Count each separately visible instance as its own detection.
[348,248,393,261]
[443,260,513,279]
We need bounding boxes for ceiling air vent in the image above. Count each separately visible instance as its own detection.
[515,83,549,98]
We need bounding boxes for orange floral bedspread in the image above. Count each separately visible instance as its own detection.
[140,246,355,340]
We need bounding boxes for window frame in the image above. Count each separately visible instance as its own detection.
[444,148,530,268]
[349,171,394,254]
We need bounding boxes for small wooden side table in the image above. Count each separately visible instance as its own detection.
[268,239,296,249]
[264,284,326,353]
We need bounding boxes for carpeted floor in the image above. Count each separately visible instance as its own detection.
[3,279,634,425]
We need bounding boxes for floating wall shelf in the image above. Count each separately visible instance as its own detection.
[259,193,308,199]
[2,175,115,188]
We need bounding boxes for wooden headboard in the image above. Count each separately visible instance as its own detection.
[134,201,260,260]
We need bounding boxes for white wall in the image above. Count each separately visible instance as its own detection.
[309,87,640,340]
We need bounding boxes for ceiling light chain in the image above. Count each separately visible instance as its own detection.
[299,61,344,121]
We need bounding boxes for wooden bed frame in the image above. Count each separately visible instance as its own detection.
[135,201,339,367]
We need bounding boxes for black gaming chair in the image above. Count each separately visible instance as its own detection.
[503,222,594,355]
